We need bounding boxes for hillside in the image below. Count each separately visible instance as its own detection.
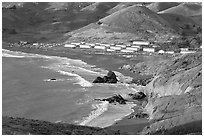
[142,53,202,134]
[120,53,202,134]
[99,5,173,33]
[158,3,202,17]
[2,2,202,44]
[2,116,123,135]
[66,5,179,44]
[147,2,180,12]
[2,2,116,43]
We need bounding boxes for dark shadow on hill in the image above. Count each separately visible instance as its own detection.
[150,120,202,135]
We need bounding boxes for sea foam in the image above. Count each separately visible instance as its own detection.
[79,101,109,126]
[57,70,93,87]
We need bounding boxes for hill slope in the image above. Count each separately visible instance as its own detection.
[158,3,202,17]
[2,116,123,135]
[66,5,179,44]
[2,2,117,43]
[141,53,202,134]
[147,2,180,12]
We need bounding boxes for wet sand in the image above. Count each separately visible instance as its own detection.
[107,105,149,134]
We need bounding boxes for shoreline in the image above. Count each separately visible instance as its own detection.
[2,45,149,133]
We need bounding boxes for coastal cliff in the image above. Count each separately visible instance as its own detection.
[141,53,202,134]
[120,53,202,134]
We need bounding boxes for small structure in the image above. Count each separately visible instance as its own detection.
[158,50,165,54]
[126,47,139,51]
[133,41,150,46]
[106,49,115,52]
[121,49,134,53]
[110,46,122,51]
[64,44,76,48]
[33,43,38,46]
[180,48,189,51]
[180,51,196,54]
[131,45,140,49]
[166,51,174,54]
[79,45,91,49]
[71,42,80,46]
[86,43,95,48]
[94,46,106,50]
[115,44,126,48]
[143,47,155,52]
[100,43,111,47]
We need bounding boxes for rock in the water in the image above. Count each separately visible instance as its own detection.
[107,71,117,79]
[93,71,118,83]
[93,76,104,83]
[129,112,148,119]
[129,92,146,100]
[50,78,57,81]
[97,94,126,104]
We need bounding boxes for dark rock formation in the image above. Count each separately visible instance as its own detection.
[93,77,105,83]
[93,71,118,84]
[128,112,149,119]
[130,77,152,86]
[96,94,126,104]
[128,92,146,100]
[50,78,57,81]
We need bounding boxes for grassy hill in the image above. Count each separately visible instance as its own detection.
[65,5,180,44]
[147,2,180,12]
[2,116,124,135]
[158,3,202,17]
[2,2,116,43]
[2,2,202,45]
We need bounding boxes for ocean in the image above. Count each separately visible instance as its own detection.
[2,49,140,128]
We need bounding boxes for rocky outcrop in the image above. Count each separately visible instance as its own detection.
[128,92,146,100]
[128,112,149,119]
[140,53,202,134]
[95,94,127,104]
[130,77,152,86]
[93,71,118,83]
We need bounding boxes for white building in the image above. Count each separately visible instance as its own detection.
[133,41,150,46]
[86,43,95,48]
[158,50,165,54]
[180,51,196,54]
[126,47,139,51]
[166,51,174,54]
[115,44,126,48]
[100,43,111,47]
[121,49,134,53]
[71,42,80,46]
[64,44,76,48]
[143,48,155,52]
[79,45,91,49]
[110,46,122,50]
[94,46,106,50]
[131,45,140,49]
[180,48,189,51]
[106,49,115,52]
[33,43,38,46]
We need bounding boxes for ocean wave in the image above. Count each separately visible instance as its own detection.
[57,70,93,87]
[79,101,109,126]
[2,53,25,58]
[43,78,72,82]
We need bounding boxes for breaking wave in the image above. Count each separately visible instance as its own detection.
[79,101,109,126]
